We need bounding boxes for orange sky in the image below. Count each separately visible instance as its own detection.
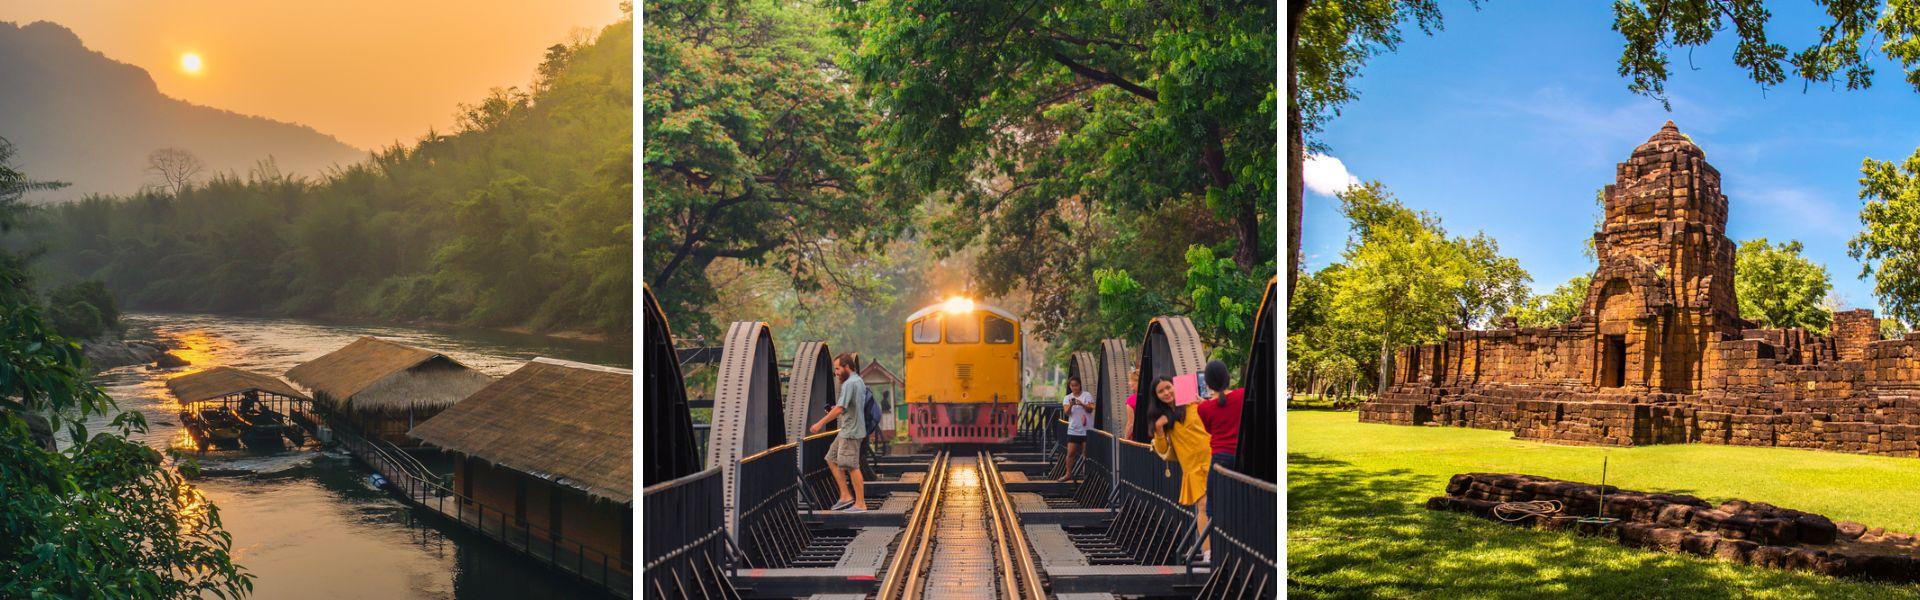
[7,1,626,150]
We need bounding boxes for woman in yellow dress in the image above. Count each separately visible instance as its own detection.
[1147,375,1212,554]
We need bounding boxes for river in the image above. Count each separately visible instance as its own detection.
[90,312,630,599]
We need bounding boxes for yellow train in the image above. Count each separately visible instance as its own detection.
[902,297,1023,443]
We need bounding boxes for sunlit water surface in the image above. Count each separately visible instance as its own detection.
[90,312,630,599]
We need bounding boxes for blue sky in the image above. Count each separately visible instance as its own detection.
[1301,1,1920,314]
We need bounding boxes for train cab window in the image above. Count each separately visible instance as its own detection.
[912,316,942,343]
[984,315,1015,344]
[946,314,981,343]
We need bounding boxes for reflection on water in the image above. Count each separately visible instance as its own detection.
[93,312,629,599]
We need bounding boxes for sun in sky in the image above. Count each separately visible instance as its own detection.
[180,52,204,75]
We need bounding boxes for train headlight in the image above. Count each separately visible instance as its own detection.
[942,297,976,314]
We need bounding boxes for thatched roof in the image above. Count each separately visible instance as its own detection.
[286,337,489,412]
[166,366,309,403]
[410,358,633,503]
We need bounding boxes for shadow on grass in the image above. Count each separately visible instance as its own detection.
[1286,452,1920,600]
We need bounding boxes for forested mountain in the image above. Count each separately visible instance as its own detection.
[0,21,364,201]
[20,16,632,338]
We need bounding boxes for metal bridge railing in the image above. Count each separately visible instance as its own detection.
[732,441,810,568]
[798,430,840,509]
[1064,438,1196,567]
[1196,465,1277,598]
[1015,403,1063,451]
[643,467,738,599]
[1073,429,1116,508]
[327,414,632,595]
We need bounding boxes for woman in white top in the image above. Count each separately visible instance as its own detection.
[1058,376,1095,482]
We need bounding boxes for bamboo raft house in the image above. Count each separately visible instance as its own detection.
[409,357,633,572]
[166,366,312,451]
[286,337,493,446]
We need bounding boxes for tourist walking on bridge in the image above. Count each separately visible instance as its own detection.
[1058,376,1095,482]
[811,352,869,512]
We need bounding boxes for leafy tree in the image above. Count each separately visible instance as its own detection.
[1449,233,1531,329]
[2,141,250,598]
[1850,149,1920,325]
[1735,237,1833,331]
[1288,264,1373,396]
[1325,183,1466,387]
[1882,317,1907,340]
[837,0,1275,271]
[830,0,1274,363]
[1612,1,1920,109]
[1509,274,1592,328]
[643,0,883,339]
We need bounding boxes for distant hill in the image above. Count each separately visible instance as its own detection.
[0,21,364,201]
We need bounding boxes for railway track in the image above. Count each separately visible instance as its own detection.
[875,450,1045,600]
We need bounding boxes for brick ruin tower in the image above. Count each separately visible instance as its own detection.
[1584,120,1739,393]
[1360,122,1920,456]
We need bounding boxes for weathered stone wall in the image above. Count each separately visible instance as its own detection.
[1428,473,1920,582]
[1834,309,1880,362]
[1358,123,1920,459]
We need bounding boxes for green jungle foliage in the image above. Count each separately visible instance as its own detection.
[3,140,250,597]
[1851,149,1920,328]
[647,0,1276,375]
[1736,237,1833,332]
[24,16,633,337]
[643,0,887,342]
[1509,274,1591,329]
[44,279,121,340]
[836,0,1277,369]
[1288,182,1530,393]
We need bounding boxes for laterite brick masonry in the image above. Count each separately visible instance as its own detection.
[1360,122,1920,458]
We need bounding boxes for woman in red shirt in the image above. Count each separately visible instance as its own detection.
[1194,360,1243,479]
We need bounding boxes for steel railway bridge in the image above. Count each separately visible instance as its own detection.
[642,279,1277,599]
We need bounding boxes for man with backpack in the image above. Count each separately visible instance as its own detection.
[810,352,870,512]
[859,367,883,480]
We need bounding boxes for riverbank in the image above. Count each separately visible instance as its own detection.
[81,335,183,371]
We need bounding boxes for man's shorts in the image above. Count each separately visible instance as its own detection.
[1066,432,1088,444]
[827,437,862,468]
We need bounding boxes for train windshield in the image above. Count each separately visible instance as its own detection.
[912,315,942,343]
[984,315,1015,344]
[946,314,981,343]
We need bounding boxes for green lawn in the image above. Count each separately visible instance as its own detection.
[1288,410,1920,599]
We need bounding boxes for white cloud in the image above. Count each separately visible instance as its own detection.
[1304,153,1361,196]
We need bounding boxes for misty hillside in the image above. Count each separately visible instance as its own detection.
[0,21,364,201]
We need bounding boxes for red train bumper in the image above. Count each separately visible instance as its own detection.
[909,403,1018,443]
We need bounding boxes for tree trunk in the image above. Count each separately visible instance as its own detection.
[1286,0,1306,298]
[1377,334,1392,397]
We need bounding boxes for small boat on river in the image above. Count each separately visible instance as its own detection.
[166,366,315,452]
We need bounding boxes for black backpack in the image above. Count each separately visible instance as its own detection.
[862,386,882,434]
